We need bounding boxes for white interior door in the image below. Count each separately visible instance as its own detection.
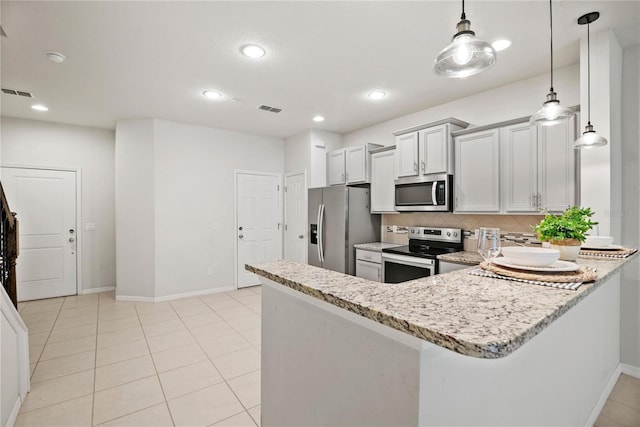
[236,172,282,288]
[1,167,77,301]
[284,172,306,263]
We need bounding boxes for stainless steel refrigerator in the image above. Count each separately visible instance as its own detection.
[308,186,380,275]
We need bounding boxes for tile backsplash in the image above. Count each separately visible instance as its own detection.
[381,212,544,249]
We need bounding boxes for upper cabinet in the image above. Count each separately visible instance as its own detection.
[327,143,383,186]
[454,116,577,214]
[370,146,397,214]
[393,119,468,179]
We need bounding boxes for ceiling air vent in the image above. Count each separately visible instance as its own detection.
[258,104,282,113]
[2,88,33,98]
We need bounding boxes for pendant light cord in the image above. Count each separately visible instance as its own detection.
[549,0,554,92]
[461,0,466,20]
[587,21,591,125]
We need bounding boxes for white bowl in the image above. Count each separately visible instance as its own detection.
[584,236,614,247]
[500,246,560,267]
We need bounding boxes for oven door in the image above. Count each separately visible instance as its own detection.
[381,253,435,284]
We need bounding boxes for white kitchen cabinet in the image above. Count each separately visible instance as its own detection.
[501,117,576,213]
[355,249,382,282]
[327,149,347,185]
[454,128,501,212]
[394,120,467,179]
[395,133,419,177]
[370,147,396,213]
[327,143,382,186]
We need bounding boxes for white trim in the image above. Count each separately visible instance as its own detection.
[115,285,235,302]
[79,286,115,295]
[1,285,30,409]
[234,170,284,289]
[621,363,640,379]
[0,164,84,296]
[584,364,622,427]
[5,395,22,427]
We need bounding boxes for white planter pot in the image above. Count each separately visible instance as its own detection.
[550,243,581,261]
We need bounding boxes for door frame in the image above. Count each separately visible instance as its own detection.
[1,164,83,295]
[233,169,283,289]
[284,170,307,263]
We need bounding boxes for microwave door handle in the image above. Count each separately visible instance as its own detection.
[432,182,438,206]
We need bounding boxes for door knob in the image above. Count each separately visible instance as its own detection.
[69,237,75,242]
[239,234,244,239]
[298,235,304,239]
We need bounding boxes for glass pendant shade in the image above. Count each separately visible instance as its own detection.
[529,91,575,126]
[573,124,608,149]
[434,19,496,78]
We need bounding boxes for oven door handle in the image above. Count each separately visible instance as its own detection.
[382,253,434,269]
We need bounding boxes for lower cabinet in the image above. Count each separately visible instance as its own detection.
[355,249,382,282]
[438,261,470,274]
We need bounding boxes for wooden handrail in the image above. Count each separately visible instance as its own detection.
[0,181,19,307]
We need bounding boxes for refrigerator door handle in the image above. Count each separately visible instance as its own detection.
[319,204,325,263]
[316,204,322,263]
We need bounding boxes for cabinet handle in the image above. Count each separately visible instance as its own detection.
[346,172,349,181]
[413,161,418,172]
[342,172,345,181]
[377,267,381,281]
[538,193,542,208]
[421,161,426,172]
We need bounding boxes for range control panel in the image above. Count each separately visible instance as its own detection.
[408,227,462,244]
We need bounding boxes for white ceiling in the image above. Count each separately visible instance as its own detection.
[1,1,638,139]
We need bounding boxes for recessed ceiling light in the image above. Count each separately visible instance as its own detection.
[241,44,266,58]
[31,104,48,111]
[203,90,222,100]
[492,39,511,52]
[368,91,386,100]
[46,51,66,64]
[313,115,325,122]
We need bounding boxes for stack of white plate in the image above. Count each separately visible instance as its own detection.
[495,246,579,272]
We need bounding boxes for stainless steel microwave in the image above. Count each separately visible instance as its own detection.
[394,174,452,212]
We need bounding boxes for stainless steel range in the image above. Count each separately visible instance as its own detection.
[381,226,463,283]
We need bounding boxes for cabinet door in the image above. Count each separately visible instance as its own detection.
[395,133,419,178]
[502,123,538,213]
[345,146,367,184]
[370,149,396,213]
[537,117,576,212]
[454,129,501,212]
[356,259,382,282]
[327,149,346,186]
[420,124,449,175]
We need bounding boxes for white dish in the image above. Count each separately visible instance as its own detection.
[493,258,580,272]
[584,236,614,247]
[580,244,623,251]
[500,246,560,267]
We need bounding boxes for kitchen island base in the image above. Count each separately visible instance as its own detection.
[260,275,621,426]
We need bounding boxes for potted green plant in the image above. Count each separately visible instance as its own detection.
[533,206,598,261]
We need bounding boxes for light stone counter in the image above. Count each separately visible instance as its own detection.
[437,250,483,266]
[246,254,635,359]
[353,242,403,252]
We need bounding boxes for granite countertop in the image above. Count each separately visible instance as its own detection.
[438,251,483,266]
[353,242,403,252]
[246,254,636,359]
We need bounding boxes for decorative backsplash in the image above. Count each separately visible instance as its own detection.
[382,212,545,250]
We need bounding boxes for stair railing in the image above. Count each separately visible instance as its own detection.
[0,181,19,307]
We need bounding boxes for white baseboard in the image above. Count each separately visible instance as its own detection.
[115,286,235,303]
[79,286,115,295]
[585,364,622,427]
[6,395,22,427]
[621,363,640,379]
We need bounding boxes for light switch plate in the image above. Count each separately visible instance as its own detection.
[86,222,96,231]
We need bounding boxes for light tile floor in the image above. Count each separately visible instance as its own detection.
[16,287,262,426]
[15,286,640,426]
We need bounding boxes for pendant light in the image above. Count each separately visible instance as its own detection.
[433,0,496,78]
[573,12,608,149]
[530,0,574,126]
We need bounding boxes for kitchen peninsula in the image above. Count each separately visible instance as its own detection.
[247,255,636,426]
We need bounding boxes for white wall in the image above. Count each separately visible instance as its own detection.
[620,45,640,368]
[342,64,580,147]
[153,119,284,298]
[0,117,116,292]
[115,119,156,299]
